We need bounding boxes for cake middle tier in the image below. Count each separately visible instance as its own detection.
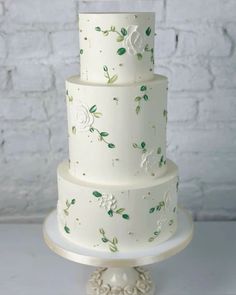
[66,74,168,186]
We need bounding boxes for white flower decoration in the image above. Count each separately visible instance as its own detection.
[139,272,152,284]
[123,25,146,55]
[96,284,111,295]
[71,101,94,132]
[136,279,151,293]
[90,270,102,281]
[88,278,102,289]
[124,286,138,295]
[99,194,117,211]
[111,286,123,295]
[141,150,159,174]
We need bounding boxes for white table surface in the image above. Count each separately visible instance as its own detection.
[0,222,235,295]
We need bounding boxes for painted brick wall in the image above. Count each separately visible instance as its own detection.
[0,0,235,222]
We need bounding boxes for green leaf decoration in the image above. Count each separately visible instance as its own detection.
[136,105,141,114]
[108,210,113,217]
[92,191,102,198]
[143,94,149,101]
[64,225,70,234]
[108,143,115,148]
[80,49,83,54]
[140,85,147,91]
[157,147,162,154]
[95,26,101,31]
[146,27,152,36]
[116,35,124,42]
[137,53,143,60]
[117,47,126,55]
[156,205,161,211]
[111,26,116,31]
[116,208,125,214]
[103,30,109,36]
[93,112,102,118]
[90,127,94,132]
[169,220,174,226]
[160,201,165,207]
[149,208,155,213]
[122,214,129,220]
[99,228,119,252]
[154,230,160,236]
[72,126,76,134]
[89,105,97,113]
[132,143,138,148]
[159,155,164,167]
[141,142,146,148]
[100,132,109,137]
[135,96,142,102]
[66,200,70,207]
[109,245,118,252]
[63,209,69,216]
[99,228,105,235]
[108,75,118,84]
[149,237,155,242]
[103,65,108,72]
[113,237,118,244]
[121,27,127,36]
[71,199,76,205]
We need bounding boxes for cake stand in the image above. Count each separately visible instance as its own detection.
[43,208,193,295]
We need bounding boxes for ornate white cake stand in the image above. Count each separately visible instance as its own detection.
[43,208,193,295]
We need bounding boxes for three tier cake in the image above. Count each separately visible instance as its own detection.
[57,12,179,253]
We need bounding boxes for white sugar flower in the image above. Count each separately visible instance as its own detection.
[136,279,151,293]
[96,284,111,295]
[124,285,138,295]
[141,150,159,174]
[71,101,94,132]
[99,194,117,211]
[110,286,123,295]
[123,25,146,55]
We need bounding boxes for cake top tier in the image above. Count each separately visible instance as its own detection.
[79,12,155,85]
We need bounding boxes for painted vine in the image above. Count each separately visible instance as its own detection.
[99,228,119,252]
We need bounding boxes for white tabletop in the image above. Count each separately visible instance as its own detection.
[0,221,235,295]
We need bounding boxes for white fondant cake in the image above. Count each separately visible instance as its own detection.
[57,12,179,253]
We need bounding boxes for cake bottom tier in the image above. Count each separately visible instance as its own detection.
[57,160,179,253]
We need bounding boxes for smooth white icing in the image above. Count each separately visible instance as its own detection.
[66,75,168,186]
[57,160,178,252]
[79,13,155,84]
[56,12,179,253]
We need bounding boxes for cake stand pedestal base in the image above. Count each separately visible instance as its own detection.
[43,208,193,295]
[87,266,155,295]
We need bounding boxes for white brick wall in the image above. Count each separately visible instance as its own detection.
[0,0,236,222]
